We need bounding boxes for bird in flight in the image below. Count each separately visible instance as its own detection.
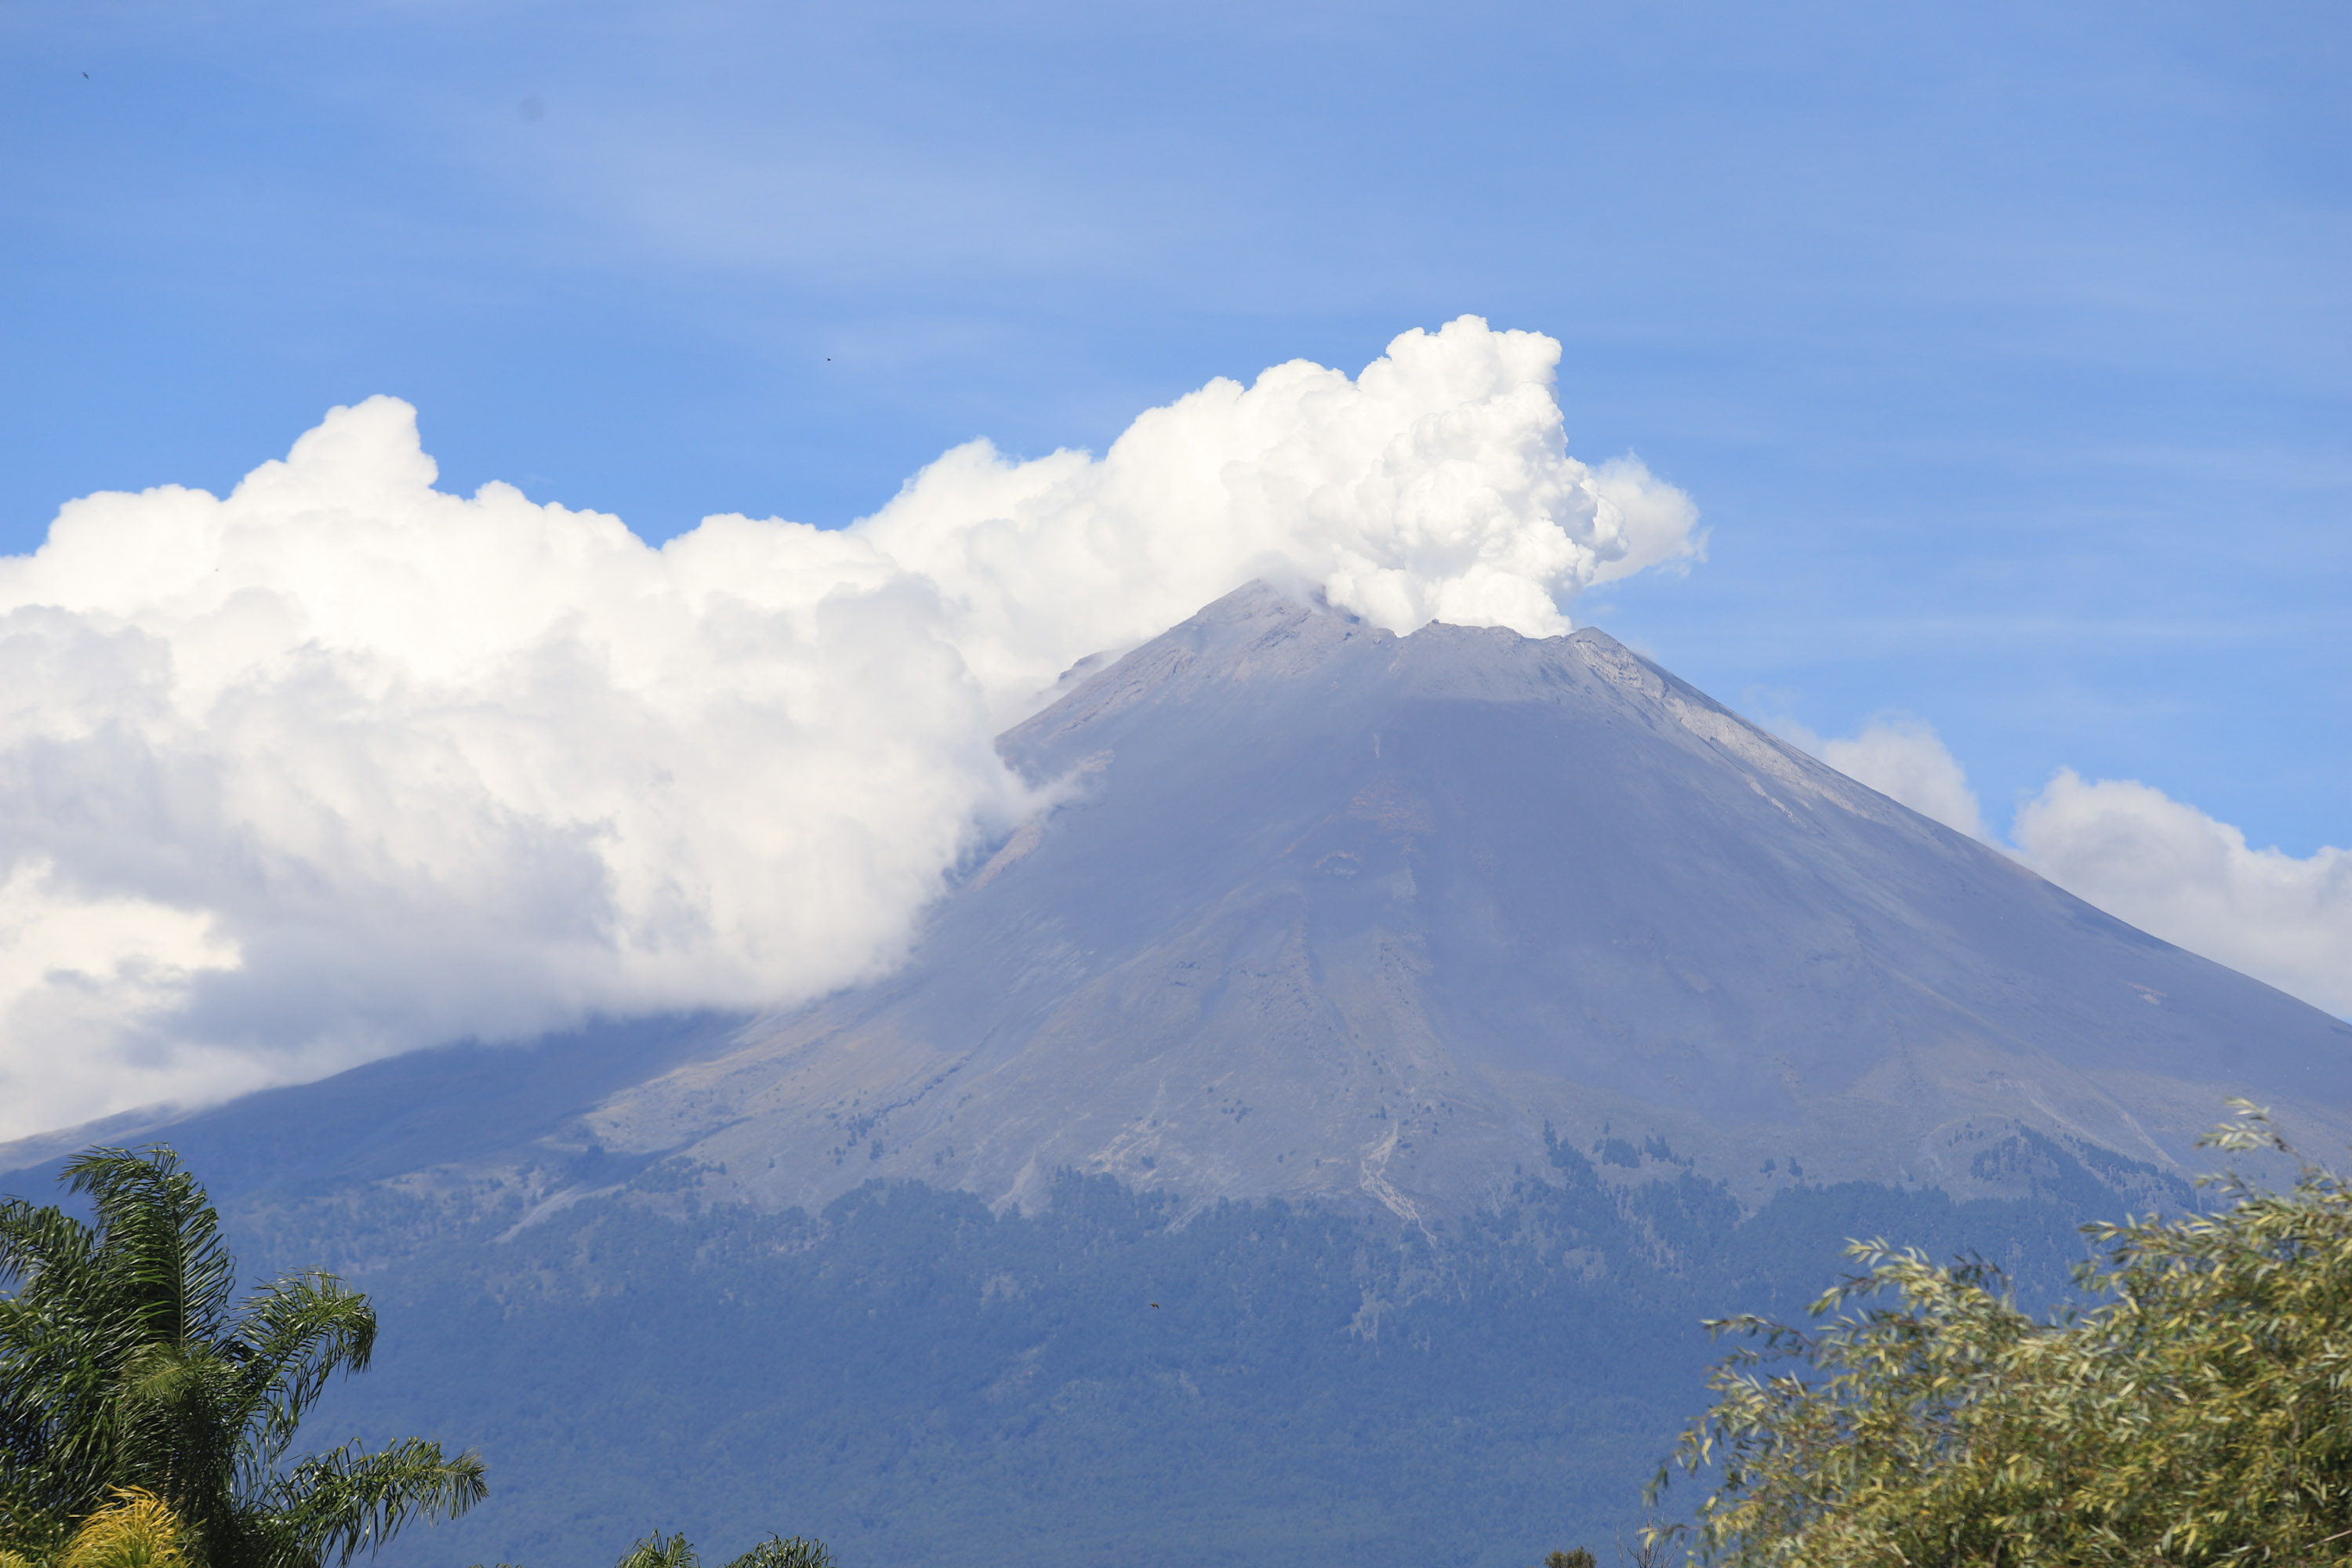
[1149,1302,1160,1308]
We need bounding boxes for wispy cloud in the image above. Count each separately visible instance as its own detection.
[1784,718,2350,1017]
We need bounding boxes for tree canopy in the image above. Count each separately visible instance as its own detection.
[608,1530,833,1568]
[0,1147,483,1568]
[1660,1104,2352,1565]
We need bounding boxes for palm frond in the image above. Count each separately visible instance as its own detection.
[0,1202,98,1299]
[0,1475,71,1564]
[723,1536,833,1568]
[6,1149,484,1568]
[257,1439,485,1568]
[220,1279,374,1478]
[60,1151,234,1350]
[60,1488,187,1568]
[612,1534,696,1568]
[108,1343,243,1534]
[0,1299,126,1515]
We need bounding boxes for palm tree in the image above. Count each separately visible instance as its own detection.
[0,1147,484,1568]
[611,1534,833,1568]
[2,1485,190,1568]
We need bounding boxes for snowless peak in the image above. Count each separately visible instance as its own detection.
[579,586,2352,1221]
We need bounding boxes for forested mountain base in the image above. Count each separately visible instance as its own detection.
[204,1134,2154,1568]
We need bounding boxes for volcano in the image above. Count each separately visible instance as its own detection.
[580,580,2350,1221]
[6,582,2346,1568]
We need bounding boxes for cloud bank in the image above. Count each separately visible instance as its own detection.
[1795,720,2350,1018]
[0,317,1701,1138]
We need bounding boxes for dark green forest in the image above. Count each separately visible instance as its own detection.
[198,1128,2151,1568]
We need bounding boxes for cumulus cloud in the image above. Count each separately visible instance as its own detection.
[1789,717,2349,1018]
[1777,715,1989,840]
[0,316,1700,1138]
[2013,771,2352,1018]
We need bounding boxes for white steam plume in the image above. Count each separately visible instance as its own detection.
[0,317,1701,1138]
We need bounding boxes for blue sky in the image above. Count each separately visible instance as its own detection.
[16,0,2348,858]
[0,0,2346,1130]
[8,0,2346,853]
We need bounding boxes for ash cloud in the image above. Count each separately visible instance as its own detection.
[0,318,1700,1137]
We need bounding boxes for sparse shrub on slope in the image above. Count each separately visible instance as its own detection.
[1659,1102,2352,1566]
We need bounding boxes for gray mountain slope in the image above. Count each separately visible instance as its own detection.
[8,580,2348,1568]
[0,1012,742,1196]
[578,582,2351,1221]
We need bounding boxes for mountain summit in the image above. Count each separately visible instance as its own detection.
[584,582,2350,1221]
[10,582,2347,1568]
